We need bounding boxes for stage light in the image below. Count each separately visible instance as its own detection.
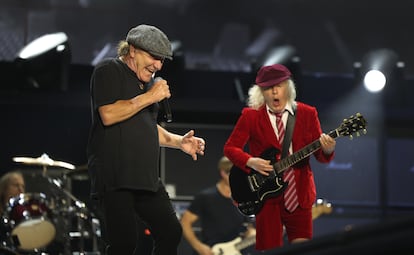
[250,44,301,79]
[245,27,282,60]
[261,45,298,67]
[354,48,402,94]
[18,32,68,60]
[363,70,386,93]
[171,40,182,53]
[250,44,299,72]
[14,32,71,91]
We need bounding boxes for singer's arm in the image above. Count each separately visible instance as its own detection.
[99,80,170,126]
[98,93,155,126]
[158,125,206,160]
[157,125,182,148]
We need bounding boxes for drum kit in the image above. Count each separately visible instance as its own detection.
[1,153,102,255]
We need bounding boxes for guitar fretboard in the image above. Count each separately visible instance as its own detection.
[274,128,339,174]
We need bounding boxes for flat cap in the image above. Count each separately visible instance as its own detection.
[255,64,291,87]
[126,24,173,60]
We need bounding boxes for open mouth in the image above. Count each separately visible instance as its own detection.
[147,68,155,75]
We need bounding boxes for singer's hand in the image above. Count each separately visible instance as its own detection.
[180,130,206,161]
[149,78,171,103]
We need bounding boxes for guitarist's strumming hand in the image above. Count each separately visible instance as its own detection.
[246,157,274,176]
[319,133,336,155]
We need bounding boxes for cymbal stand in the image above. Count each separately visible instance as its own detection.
[42,164,48,177]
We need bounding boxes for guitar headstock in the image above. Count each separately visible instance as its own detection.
[312,198,333,220]
[337,112,367,139]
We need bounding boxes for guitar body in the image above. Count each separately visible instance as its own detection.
[212,237,243,255]
[229,166,263,216]
[229,147,287,216]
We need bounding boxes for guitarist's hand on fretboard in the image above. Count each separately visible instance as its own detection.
[319,133,336,155]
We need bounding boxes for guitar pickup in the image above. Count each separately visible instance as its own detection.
[247,175,259,192]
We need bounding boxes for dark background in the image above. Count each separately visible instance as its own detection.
[1,0,414,254]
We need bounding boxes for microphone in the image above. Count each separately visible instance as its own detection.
[154,77,172,122]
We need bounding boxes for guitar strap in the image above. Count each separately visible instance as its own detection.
[281,106,296,159]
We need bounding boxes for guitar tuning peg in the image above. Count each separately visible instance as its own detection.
[349,134,354,140]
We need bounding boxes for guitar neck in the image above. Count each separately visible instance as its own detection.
[235,234,256,251]
[274,129,339,174]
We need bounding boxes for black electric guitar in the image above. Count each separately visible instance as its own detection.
[229,113,367,216]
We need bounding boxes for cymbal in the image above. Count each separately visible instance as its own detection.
[13,153,75,170]
[74,163,88,171]
[65,164,89,180]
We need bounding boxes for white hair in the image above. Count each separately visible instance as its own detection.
[247,79,297,110]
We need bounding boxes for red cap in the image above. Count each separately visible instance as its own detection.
[255,64,291,87]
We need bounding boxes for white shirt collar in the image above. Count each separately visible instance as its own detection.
[266,102,294,116]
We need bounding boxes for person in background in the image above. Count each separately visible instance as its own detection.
[224,64,336,251]
[181,156,256,255]
[0,171,25,215]
[86,24,206,255]
[0,171,25,250]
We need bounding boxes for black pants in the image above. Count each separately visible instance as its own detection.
[99,185,182,255]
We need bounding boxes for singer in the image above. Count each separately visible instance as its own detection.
[87,24,206,255]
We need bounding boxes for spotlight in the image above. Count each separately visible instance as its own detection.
[251,45,299,71]
[171,40,182,53]
[251,44,301,79]
[261,45,298,67]
[363,70,386,93]
[245,27,282,60]
[15,32,71,91]
[354,48,403,93]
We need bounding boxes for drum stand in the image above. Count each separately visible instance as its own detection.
[47,175,92,255]
[47,175,102,255]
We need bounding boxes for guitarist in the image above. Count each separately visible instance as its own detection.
[181,156,256,255]
[224,64,336,251]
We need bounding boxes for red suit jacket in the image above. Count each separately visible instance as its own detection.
[224,102,334,249]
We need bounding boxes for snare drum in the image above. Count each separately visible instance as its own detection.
[5,193,56,251]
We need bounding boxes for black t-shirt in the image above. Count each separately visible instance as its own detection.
[87,58,160,198]
[188,186,247,246]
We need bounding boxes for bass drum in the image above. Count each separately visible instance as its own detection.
[4,193,56,251]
